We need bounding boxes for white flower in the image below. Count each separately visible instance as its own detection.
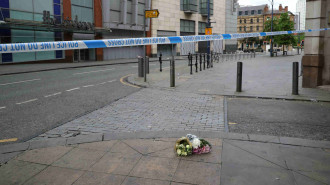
[177,149,182,155]
[191,138,201,149]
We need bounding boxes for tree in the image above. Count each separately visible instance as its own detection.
[264,13,296,55]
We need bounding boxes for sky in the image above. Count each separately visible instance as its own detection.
[238,0,298,13]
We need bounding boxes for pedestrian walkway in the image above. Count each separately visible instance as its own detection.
[129,53,330,102]
[1,132,329,185]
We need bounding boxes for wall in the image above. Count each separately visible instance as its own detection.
[225,0,237,52]
[151,0,226,56]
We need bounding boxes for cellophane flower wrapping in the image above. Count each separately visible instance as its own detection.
[175,137,193,156]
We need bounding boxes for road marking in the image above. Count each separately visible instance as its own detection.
[83,84,95,88]
[73,68,114,75]
[120,75,141,88]
[0,106,6,110]
[16,99,38,105]
[0,79,41,86]
[66,87,80,92]
[0,138,18,143]
[229,122,238,125]
[44,92,62,98]
[108,79,117,83]
[96,82,107,85]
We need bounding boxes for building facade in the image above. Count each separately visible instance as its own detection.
[224,0,238,52]
[237,4,267,50]
[296,0,306,30]
[237,4,295,51]
[0,0,151,64]
[150,0,226,57]
[302,0,330,87]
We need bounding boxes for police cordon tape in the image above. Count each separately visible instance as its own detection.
[0,28,329,54]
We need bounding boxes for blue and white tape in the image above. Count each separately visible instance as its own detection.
[0,28,328,54]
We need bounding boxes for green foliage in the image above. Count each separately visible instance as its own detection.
[264,13,296,46]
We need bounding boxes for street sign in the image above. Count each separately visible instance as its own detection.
[205,28,212,35]
[145,9,160,18]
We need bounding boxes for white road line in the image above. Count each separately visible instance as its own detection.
[16,99,38,105]
[108,79,117,83]
[83,84,95,88]
[66,87,80,92]
[73,68,114,75]
[44,92,62,98]
[0,107,6,110]
[0,79,41,86]
[96,82,107,85]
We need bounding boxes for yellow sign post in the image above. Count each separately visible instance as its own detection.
[145,9,160,18]
[205,28,212,35]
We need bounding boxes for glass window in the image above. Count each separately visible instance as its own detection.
[250,26,253,32]
[251,19,253,23]
[71,0,94,23]
[244,19,246,23]
[245,11,248,15]
[257,26,259,31]
[251,10,255,15]
[200,0,213,15]
[257,18,259,23]
[258,10,262,14]
[244,26,246,31]
[239,11,242,15]
[199,22,207,33]
[240,19,242,23]
[181,19,195,33]
[181,0,198,12]
[239,27,242,31]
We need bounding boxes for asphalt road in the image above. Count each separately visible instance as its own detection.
[0,60,187,144]
[227,98,330,141]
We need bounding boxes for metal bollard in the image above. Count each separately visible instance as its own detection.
[210,52,213,68]
[200,53,202,71]
[138,56,144,77]
[190,54,193,75]
[195,54,198,72]
[188,52,191,66]
[254,51,256,58]
[203,53,206,70]
[292,62,299,95]
[236,62,243,92]
[159,53,162,72]
[170,59,175,87]
[146,56,150,74]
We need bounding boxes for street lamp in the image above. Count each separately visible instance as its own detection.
[269,0,274,57]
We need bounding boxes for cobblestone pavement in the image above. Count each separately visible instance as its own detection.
[33,89,224,140]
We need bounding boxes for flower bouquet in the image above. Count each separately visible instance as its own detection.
[175,137,193,156]
[175,134,212,156]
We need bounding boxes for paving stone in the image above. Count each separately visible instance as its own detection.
[248,134,280,143]
[24,166,84,185]
[279,137,330,149]
[90,152,141,175]
[73,171,126,185]
[204,138,223,146]
[77,140,117,151]
[130,156,179,181]
[221,163,295,185]
[279,145,330,172]
[52,148,105,170]
[221,141,283,169]
[292,171,327,185]
[121,176,171,185]
[123,139,173,154]
[0,142,29,154]
[36,89,224,141]
[0,151,21,165]
[28,138,67,150]
[66,134,103,145]
[16,145,72,165]
[172,160,221,185]
[0,160,47,185]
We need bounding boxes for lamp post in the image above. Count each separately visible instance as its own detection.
[297,12,301,55]
[270,0,274,57]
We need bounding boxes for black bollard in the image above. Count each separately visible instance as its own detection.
[188,52,191,66]
[203,53,206,70]
[195,54,198,72]
[170,59,175,87]
[210,52,213,68]
[292,62,299,95]
[236,62,243,92]
[190,54,193,75]
[159,53,162,72]
[200,53,202,71]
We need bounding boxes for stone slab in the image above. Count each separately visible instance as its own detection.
[73,171,126,185]
[66,134,103,145]
[0,160,47,185]
[0,152,21,165]
[24,166,84,185]
[0,142,29,154]
[29,138,67,150]
[129,156,179,181]
[77,140,118,151]
[172,160,221,185]
[52,148,105,170]
[279,137,330,149]
[16,146,72,165]
[248,134,280,143]
[121,176,170,185]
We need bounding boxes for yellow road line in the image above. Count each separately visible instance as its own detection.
[0,138,18,143]
[120,74,141,88]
